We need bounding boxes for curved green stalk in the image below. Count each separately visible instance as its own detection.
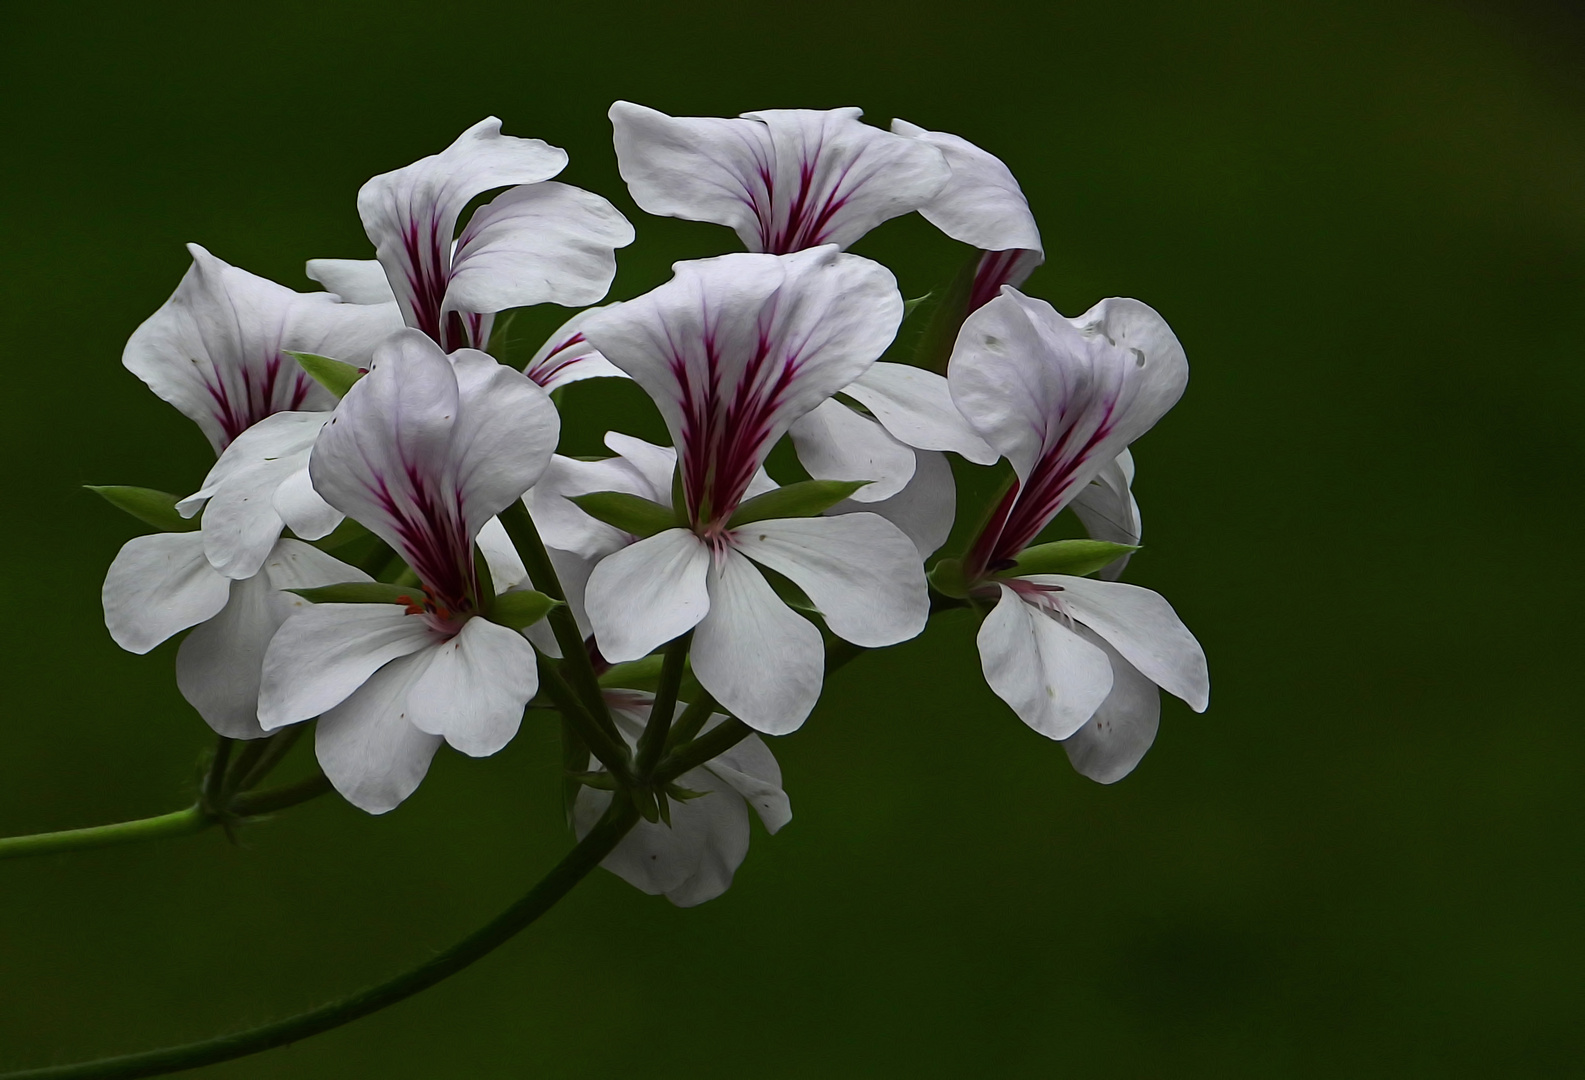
[1,801,639,1080]
[0,807,210,862]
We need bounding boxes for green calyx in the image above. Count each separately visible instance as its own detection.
[485,589,561,630]
[927,557,971,599]
[288,582,418,605]
[1005,540,1140,578]
[87,485,200,532]
[727,479,870,528]
[568,491,678,538]
[288,351,364,399]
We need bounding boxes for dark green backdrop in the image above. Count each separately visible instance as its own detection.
[2,1,1580,1076]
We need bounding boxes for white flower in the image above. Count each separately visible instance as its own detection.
[307,118,633,353]
[123,244,401,454]
[574,692,790,907]
[580,248,929,734]
[948,288,1207,781]
[102,535,367,739]
[257,330,559,813]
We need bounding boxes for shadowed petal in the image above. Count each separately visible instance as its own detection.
[1061,631,1161,784]
[976,584,1114,740]
[314,650,444,814]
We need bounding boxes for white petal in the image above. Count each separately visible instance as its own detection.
[102,532,230,654]
[788,400,916,502]
[602,432,678,499]
[271,462,343,542]
[1042,575,1209,712]
[404,616,538,757]
[830,448,956,558]
[1061,634,1161,784]
[443,349,561,535]
[257,603,434,729]
[732,513,927,648]
[611,102,950,253]
[476,516,528,591]
[1068,449,1141,580]
[448,182,633,315]
[193,411,329,579]
[524,451,659,558]
[842,362,997,463]
[976,584,1113,740]
[702,718,791,833]
[304,258,397,304]
[890,119,1042,254]
[692,550,824,735]
[314,651,444,814]
[523,307,627,390]
[583,529,711,662]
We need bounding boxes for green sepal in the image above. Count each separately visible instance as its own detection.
[727,479,870,528]
[665,783,711,802]
[1005,540,1140,578]
[287,351,364,399]
[86,486,200,533]
[485,589,561,630]
[599,654,665,691]
[630,786,662,824]
[570,770,617,791]
[902,292,933,320]
[927,557,971,599]
[288,581,418,605]
[568,491,677,539]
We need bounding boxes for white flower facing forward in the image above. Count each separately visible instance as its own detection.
[258,330,559,813]
[947,288,1208,782]
[307,118,634,352]
[580,248,930,734]
[575,692,790,907]
[124,244,402,453]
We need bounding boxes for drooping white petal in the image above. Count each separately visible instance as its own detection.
[102,532,230,654]
[583,528,711,662]
[890,119,1043,255]
[829,448,956,558]
[732,513,927,648]
[610,102,950,254]
[841,362,997,463]
[124,244,401,452]
[448,182,633,317]
[788,399,916,503]
[304,258,397,304]
[404,616,539,757]
[476,516,527,591]
[582,247,902,525]
[1069,449,1141,580]
[976,584,1114,740]
[702,715,792,833]
[314,650,444,814]
[257,603,434,729]
[1040,575,1209,713]
[1061,631,1161,784]
[692,549,824,735]
[523,307,627,390]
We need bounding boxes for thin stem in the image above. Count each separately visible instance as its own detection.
[0,801,640,1080]
[199,737,233,812]
[229,772,332,818]
[232,726,305,794]
[540,664,632,785]
[657,718,752,784]
[663,694,717,753]
[636,633,689,778]
[0,807,210,862]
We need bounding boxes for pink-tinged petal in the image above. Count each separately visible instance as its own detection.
[102,532,230,654]
[582,247,902,527]
[356,118,568,346]
[951,291,1187,569]
[257,603,434,730]
[404,616,538,757]
[611,102,950,254]
[976,583,1114,740]
[1069,449,1140,580]
[968,248,1043,314]
[176,540,368,740]
[1042,575,1209,713]
[304,258,396,304]
[124,244,401,453]
[789,399,916,502]
[890,119,1043,255]
[841,362,997,463]
[584,528,711,662]
[692,549,824,735]
[732,513,927,648]
[524,307,628,390]
[314,650,444,814]
[829,448,956,558]
[1061,632,1161,784]
[448,182,633,317]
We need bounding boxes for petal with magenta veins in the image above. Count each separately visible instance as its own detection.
[890,119,1043,256]
[584,528,711,662]
[976,583,1114,740]
[102,532,231,654]
[789,399,916,503]
[314,650,444,815]
[524,307,627,390]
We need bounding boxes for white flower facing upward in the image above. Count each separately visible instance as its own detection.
[575,691,790,907]
[307,117,635,353]
[948,288,1208,783]
[580,247,930,735]
[258,330,559,813]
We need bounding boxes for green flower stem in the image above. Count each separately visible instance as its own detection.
[228,771,332,817]
[540,665,633,785]
[0,801,641,1080]
[662,693,717,754]
[636,632,689,778]
[199,737,233,810]
[231,726,305,794]
[0,806,210,862]
[657,717,751,784]
[499,501,618,740]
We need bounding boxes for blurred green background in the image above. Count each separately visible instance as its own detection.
[2,0,1581,1075]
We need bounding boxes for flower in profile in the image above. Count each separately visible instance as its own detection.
[258,330,559,813]
[575,691,790,907]
[306,118,634,353]
[580,247,929,734]
[947,288,1208,782]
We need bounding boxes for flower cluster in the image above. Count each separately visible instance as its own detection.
[100,104,1207,907]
